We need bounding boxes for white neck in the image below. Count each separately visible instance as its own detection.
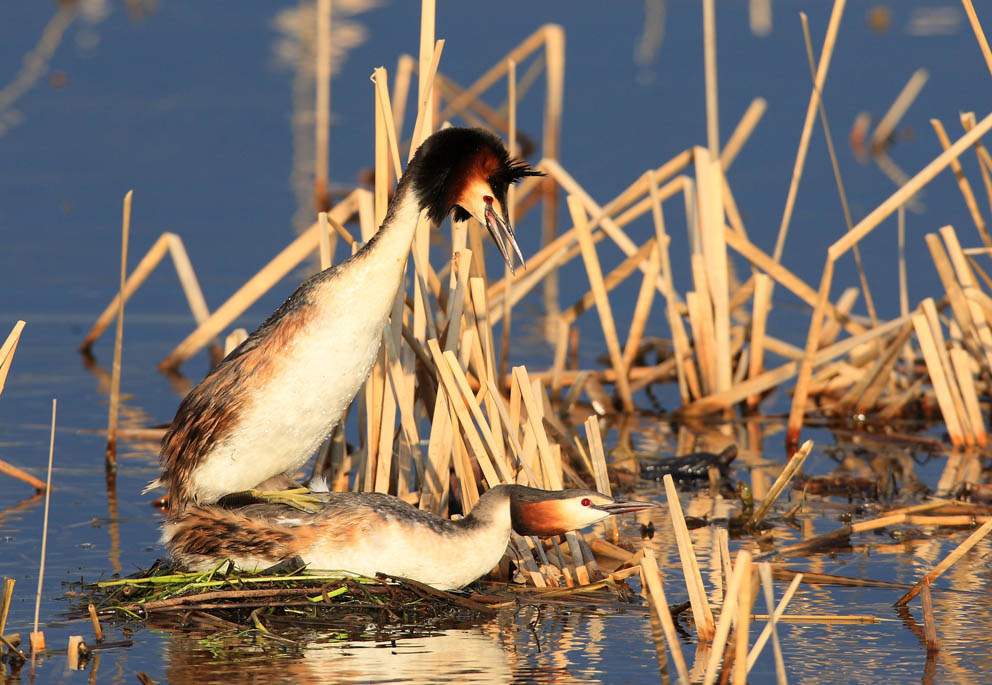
[358,183,426,295]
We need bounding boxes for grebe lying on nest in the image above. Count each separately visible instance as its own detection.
[163,484,657,590]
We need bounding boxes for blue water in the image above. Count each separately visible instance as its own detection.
[2,0,991,682]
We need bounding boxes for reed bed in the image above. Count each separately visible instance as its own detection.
[18,0,989,679]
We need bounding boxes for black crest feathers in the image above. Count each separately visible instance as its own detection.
[405,127,543,224]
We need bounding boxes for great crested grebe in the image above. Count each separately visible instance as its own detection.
[149,128,541,513]
[163,484,658,590]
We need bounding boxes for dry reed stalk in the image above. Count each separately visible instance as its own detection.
[951,348,988,446]
[372,68,404,182]
[695,148,732,393]
[772,0,847,263]
[485,173,685,314]
[159,191,359,370]
[782,56,992,444]
[920,299,973,443]
[647,171,695,401]
[721,98,766,169]
[799,14,878,328]
[723,226,865,336]
[560,237,656,325]
[663,473,715,641]
[746,571,801,674]
[584,417,618,542]
[829,109,992,255]
[895,518,992,606]
[751,564,789,684]
[962,0,992,80]
[817,288,859,347]
[687,310,911,414]
[703,0,720,156]
[641,549,691,685]
[702,549,751,685]
[746,274,773,409]
[314,0,331,209]
[0,320,25,397]
[441,349,510,483]
[106,191,131,463]
[786,257,833,447]
[0,579,12,655]
[961,111,992,216]
[391,54,414,139]
[86,603,103,643]
[80,233,212,352]
[686,289,715,396]
[31,399,56,654]
[732,561,753,685]
[748,440,812,528]
[932,120,992,247]
[545,160,677,298]
[499,58,518,384]
[621,244,662,371]
[906,514,992,526]
[870,68,929,154]
[921,583,938,652]
[939,225,992,369]
[841,321,913,412]
[763,513,908,558]
[569,196,635,411]
[0,458,46,493]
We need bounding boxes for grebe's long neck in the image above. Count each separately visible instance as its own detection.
[354,174,425,298]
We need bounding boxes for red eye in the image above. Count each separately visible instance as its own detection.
[483,195,494,204]
[581,498,591,507]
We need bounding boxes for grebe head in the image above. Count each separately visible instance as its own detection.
[408,127,542,272]
[507,485,657,538]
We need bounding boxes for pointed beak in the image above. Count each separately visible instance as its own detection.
[485,201,525,273]
[595,499,659,516]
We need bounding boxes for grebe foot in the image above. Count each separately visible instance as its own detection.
[246,487,323,513]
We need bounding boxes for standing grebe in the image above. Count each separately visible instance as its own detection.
[163,484,657,590]
[149,128,541,512]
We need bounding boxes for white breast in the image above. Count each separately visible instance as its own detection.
[189,261,396,503]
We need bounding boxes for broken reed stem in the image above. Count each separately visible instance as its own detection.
[747,439,812,528]
[931,119,992,248]
[721,98,766,169]
[895,518,992,606]
[799,13,878,327]
[314,0,331,209]
[0,577,13,638]
[641,549,691,685]
[88,603,103,642]
[962,0,992,82]
[0,320,26,397]
[703,549,751,685]
[32,398,56,653]
[749,564,794,684]
[733,558,752,685]
[702,0,719,156]
[663,474,714,641]
[568,195,635,411]
[106,190,132,465]
[921,584,938,651]
[761,512,908,559]
[773,0,847,263]
[871,69,929,154]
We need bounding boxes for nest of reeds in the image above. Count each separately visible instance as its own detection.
[66,559,507,639]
